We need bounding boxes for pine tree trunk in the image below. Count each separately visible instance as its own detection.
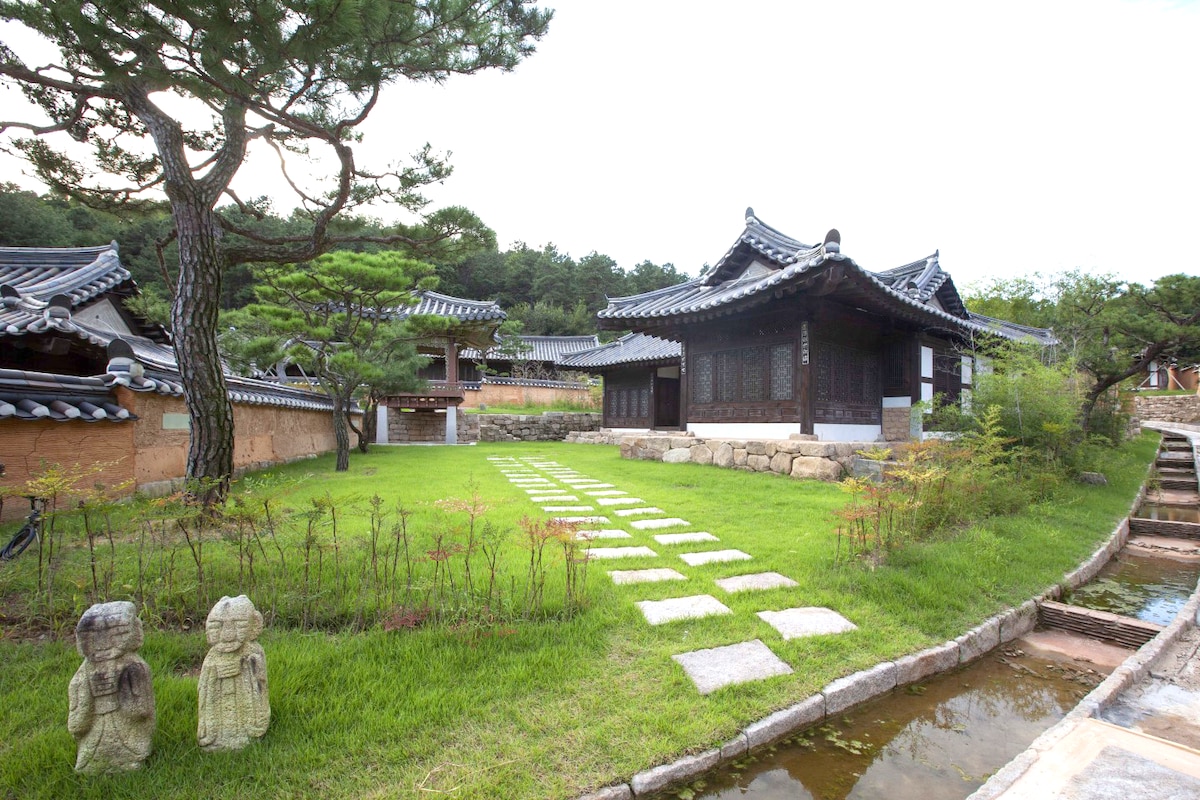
[358,400,377,453]
[172,203,235,504]
[333,393,352,471]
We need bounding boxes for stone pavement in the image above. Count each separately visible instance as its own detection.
[488,453,857,694]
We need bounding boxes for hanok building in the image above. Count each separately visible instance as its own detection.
[0,243,343,518]
[581,210,1054,441]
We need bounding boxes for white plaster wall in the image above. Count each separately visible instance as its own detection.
[376,406,390,444]
[687,422,803,440]
[882,396,912,409]
[813,423,883,441]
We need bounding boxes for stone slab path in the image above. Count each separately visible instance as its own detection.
[576,529,633,540]
[654,532,719,545]
[757,607,858,639]
[609,568,688,585]
[488,452,857,695]
[672,639,795,695]
[588,546,659,560]
[679,549,753,566]
[636,594,732,625]
[715,572,800,593]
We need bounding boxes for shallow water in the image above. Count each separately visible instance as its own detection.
[663,646,1105,800]
[1135,503,1200,524]
[1067,552,1200,626]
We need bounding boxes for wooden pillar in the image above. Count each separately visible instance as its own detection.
[445,339,459,445]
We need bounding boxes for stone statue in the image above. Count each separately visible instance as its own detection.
[67,601,155,773]
[198,595,270,751]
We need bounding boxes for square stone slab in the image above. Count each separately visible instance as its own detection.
[587,546,658,560]
[581,483,615,489]
[576,529,632,540]
[609,568,687,585]
[631,518,691,530]
[757,607,857,640]
[654,532,719,545]
[585,490,628,496]
[636,594,731,625]
[715,572,800,593]
[541,505,595,512]
[672,639,794,695]
[529,495,577,502]
[614,507,665,517]
[553,515,609,524]
[561,479,603,485]
[597,497,645,506]
[525,488,563,494]
[679,549,753,566]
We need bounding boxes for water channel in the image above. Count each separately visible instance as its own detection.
[653,535,1200,800]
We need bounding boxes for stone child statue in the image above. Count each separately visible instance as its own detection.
[67,601,155,773]
[198,595,270,751]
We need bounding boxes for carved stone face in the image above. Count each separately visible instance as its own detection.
[206,596,262,653]
[76,601,142,662]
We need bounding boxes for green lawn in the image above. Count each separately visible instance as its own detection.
[0,435,1156,799]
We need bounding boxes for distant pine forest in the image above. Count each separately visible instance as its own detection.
[0,184,691,336]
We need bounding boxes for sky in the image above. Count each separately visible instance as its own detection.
[2,0,1198,292]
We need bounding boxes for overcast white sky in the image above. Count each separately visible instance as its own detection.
[3,0,1198,292]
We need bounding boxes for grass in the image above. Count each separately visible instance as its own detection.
[0,434,1157,799]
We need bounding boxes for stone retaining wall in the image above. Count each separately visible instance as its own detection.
[477,412,601,442]
[566,431,897,483]
[387,408,475,443]
[1133,393,1200,423]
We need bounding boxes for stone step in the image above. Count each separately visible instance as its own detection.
[636,594,731,625]
[1037,600,1162,649]
[608,568,687,585]
[679,549,753,566]
[757,607,858,640]
[714,572,799,593]
[614,507,665,517]
[576,529,632,540]
[1129,517,1200,540]
[631,518,691,530]
[653,532,719,545]
[672,639,794,695]
[587,546,658,560]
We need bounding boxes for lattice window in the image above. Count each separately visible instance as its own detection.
[618,389,629,418]
[770,343,794,400]
[743,346,766,402]
[638,387,649,418]
[693,353,714,404]
[716,351,739,402]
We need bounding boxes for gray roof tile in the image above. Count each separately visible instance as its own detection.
[557,333,681,369]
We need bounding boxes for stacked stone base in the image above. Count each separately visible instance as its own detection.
[478,412,601,442]
[1134,394,1200,423]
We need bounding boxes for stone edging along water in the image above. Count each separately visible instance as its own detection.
[575,453,1168,800]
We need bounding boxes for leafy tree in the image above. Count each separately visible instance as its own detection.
[226,251,438,471]
[0,0,550,503]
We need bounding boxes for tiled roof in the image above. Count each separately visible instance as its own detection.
[557,332,681,369]
[0,368,135,422]
[0,243,129,306]
[389,290,506,323]
[966,313,1060,346]
[461,335,600,362]
[597,210,1054,345]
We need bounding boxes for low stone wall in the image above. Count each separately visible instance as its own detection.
[567,431,895,483]
[477,412,601,442]
[387,408,474,443]
[1133,393,1200,423]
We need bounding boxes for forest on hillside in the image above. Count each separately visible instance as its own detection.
[0,185,690,335]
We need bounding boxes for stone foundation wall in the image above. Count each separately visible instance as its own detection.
[477,412,601,442]
[882,407,912,441]
[1133,394,1200,423]
[387,408,475,443]
[564,431,900,483]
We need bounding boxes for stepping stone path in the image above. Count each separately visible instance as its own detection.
[672,639,794,695]
[609,568,687,585]
[487,452,857,694]
[588,546,658,560]
[757,607,858,639]
[654,532,719,545]
[679,549,753,566]
[576,529,632,540]
[715,572,799,593]
[636,594,731,625]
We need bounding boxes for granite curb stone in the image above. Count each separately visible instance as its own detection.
[743,694,826,749]
[956,617,1002,664]
[894,641,960,686]
[823,662,898,716]
[630,749,720,796]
